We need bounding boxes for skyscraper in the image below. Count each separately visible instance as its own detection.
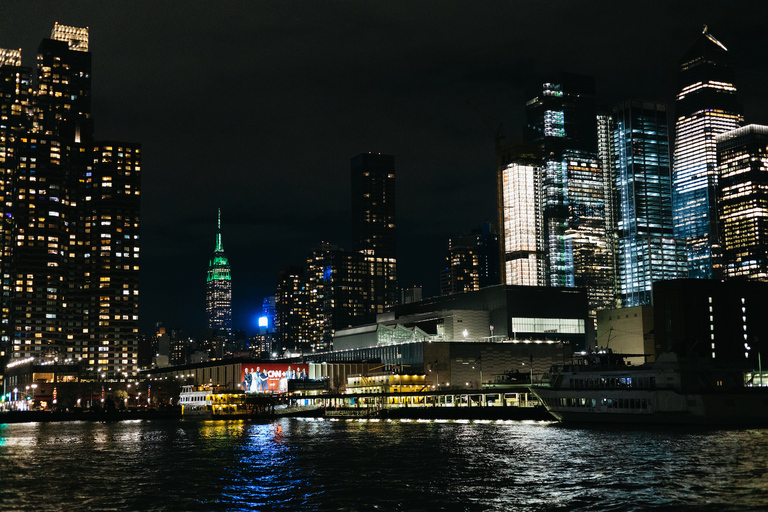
[2,25,140,380]
[206,209,232,339]
[672,27,743,279]
[525,73,615,319]
[496,144,545,287]
[716,125,768,280]
[351,153,397,321]
[612,101,687,306]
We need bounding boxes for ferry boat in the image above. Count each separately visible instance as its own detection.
[530,350,768,425]
[178,385,249,418]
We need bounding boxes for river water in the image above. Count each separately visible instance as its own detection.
[0,418,766,511]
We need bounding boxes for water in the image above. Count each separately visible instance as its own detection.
[1,418,767,511]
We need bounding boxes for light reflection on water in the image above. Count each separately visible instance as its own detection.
[0,419,767,511]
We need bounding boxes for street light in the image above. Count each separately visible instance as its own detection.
[31,384,37,409]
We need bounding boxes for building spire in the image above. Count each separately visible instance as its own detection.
[215,208,224,253]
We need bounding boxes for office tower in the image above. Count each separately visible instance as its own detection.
[497,144,545,286]
[672,27,743,279]
[612,101,687,306]
[716,125,768,280]
[351,153,397,321]
[441,222,500,295]
[1,25,140,380]
[525,73,615,319]
[206,209,232,338]
[306,242,367,350]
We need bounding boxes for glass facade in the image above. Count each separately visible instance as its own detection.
[612,101,687,306]
[524,73,614,322]
[672,28,743,279]
[716,125,768,281]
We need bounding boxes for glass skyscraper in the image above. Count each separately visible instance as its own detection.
[716,125,768,281]
[525,73,615,320]
[612,101,687,306]
[672,27,743,279]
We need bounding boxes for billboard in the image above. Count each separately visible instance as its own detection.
[241,363,309,393]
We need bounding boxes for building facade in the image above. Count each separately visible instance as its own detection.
[672,27,743,279]
[496,144,546,287]
[206,209,232,339]
[441,222,500,295]
[716,125,768,280]
[524,73,614,321]
[1,25,140,380]
[612,101,687,306]
[351,153,397,321]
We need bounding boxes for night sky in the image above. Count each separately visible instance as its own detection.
[1,2,766,337]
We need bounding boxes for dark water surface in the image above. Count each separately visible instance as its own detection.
[1,418,767,511]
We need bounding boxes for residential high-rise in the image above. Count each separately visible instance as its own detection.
[672,27,743,279]
[2,25,141,380]
[306,242,367,350]
[351,153,397,321]
[275,266,310,354]
[716,125,768,280]
[612,101,687,306]
[525,73,615,320]
[0,49,33,350]
[206,209,232,338]
[441,222,500,295]
[87,142,141,378]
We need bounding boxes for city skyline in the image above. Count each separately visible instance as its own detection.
[2,3,767,336]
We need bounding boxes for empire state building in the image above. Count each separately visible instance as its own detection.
[206,209,232,338]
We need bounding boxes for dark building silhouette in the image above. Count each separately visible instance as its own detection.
[351,153,397,321]
[654,279,768,369]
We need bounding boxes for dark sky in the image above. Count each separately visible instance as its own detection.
[2,1,767,337]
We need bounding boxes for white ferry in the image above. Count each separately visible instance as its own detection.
[178,385,249,418]
[530,351,768,425]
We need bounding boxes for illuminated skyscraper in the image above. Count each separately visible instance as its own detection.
[612,101,687,306]
[716,125,768,280]
[496,144,545,287]
[206,209,232,338]
[525,73,615,319]
[0,48,32,349]
[1,25,141,380]
[672,27,743,279]
[351,153,397,321]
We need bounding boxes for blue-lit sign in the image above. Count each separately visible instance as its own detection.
[258,316,269,328]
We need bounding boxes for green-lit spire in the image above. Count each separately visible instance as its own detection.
[215,207,224,253]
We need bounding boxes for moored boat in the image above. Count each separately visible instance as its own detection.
[530,350,768,425]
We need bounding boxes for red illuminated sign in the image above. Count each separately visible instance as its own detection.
[241,363,308,393]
